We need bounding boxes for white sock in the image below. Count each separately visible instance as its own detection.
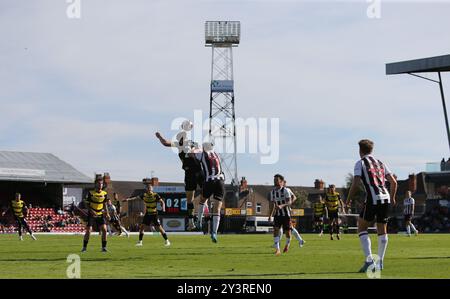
[291,228,303,242]
[197,203,205,222]
[278,228,283,241]
[212,214,220,234]
[285,237,291,247]
[378,234,388,261]
[120,226,128,235]
[410,223,417,233]
[358,231,373,262]
[274,236,280,250]
[406,225,411,235]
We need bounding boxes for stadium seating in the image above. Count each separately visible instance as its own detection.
[25,208,85,233]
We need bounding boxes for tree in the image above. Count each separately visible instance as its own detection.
[292,189,310,209]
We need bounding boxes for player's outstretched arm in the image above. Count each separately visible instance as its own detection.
[346,176,361,208]
[387,173,398,206]
[155,132,172,147]
[159,198,166,213]
[122,196,139,202]
[339,196,346,214]
[268,201,275,222]
[2,207,10,217]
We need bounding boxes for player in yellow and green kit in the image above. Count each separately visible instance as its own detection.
[81,176,110,252]
[313,195,326,236]
[1,193,36,241]
[123,178,170,247]
[325,184,345,240]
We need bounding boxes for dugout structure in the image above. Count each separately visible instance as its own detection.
[386,54,450,154]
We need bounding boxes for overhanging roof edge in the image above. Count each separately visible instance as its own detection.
[386,54,450,75]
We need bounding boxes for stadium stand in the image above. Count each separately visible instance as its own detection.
[26,208,84,233]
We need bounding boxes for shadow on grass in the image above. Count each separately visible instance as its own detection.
[133,271,359,278]
[0,256,145,262]
[406,256,450,260]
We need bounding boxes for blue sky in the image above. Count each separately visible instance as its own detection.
[1,0,450,186]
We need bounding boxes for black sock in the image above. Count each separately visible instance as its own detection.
[162,233,168,240]
[336,225,340,234]
[83,240,88,248]
[102,240,107,248]
[139,233,144,241]
[188,203,194,218]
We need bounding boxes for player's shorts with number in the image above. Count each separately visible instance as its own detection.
[142,213,161,227]
[87,215,106,227]
[359,201,389,224]
[274,216,291,231]
[328,211,339,220]
[404,214,412,222]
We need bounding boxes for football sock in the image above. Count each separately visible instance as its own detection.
[197,203,205,222]
[274,236,280,250]
[212,214,220,234]
[291,227,303,242]
[188,203,195,220]
[378,234,388,261]
[285,236,291,247]
[358,231,373,262]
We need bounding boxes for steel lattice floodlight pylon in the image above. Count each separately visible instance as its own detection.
[205,21,240,189]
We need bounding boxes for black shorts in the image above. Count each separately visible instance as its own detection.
[404,214,412,222]
[274,216,291,231]
[87,214,106,227]
[142,214,161,227]
[185,170,203,191]
[328,211,339,220]
[359,202,389,224]
[14,216,27,227]
[202,179,225,201]
[314,216,324,222]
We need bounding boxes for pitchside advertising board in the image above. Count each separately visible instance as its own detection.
[154,186,187,232]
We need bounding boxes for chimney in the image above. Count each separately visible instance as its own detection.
[408,173,417,193]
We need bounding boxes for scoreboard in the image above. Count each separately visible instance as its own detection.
[154,186,187,215]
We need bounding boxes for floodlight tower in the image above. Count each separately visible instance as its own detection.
[205,21,240,192]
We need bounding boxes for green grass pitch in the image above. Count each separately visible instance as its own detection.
[0,233,449,279]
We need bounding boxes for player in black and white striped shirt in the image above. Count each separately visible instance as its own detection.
[192,141,225,243]
[403,191,418,237]
[346,139,397,273]
[268,174,294,255]
[273,180,305,248]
